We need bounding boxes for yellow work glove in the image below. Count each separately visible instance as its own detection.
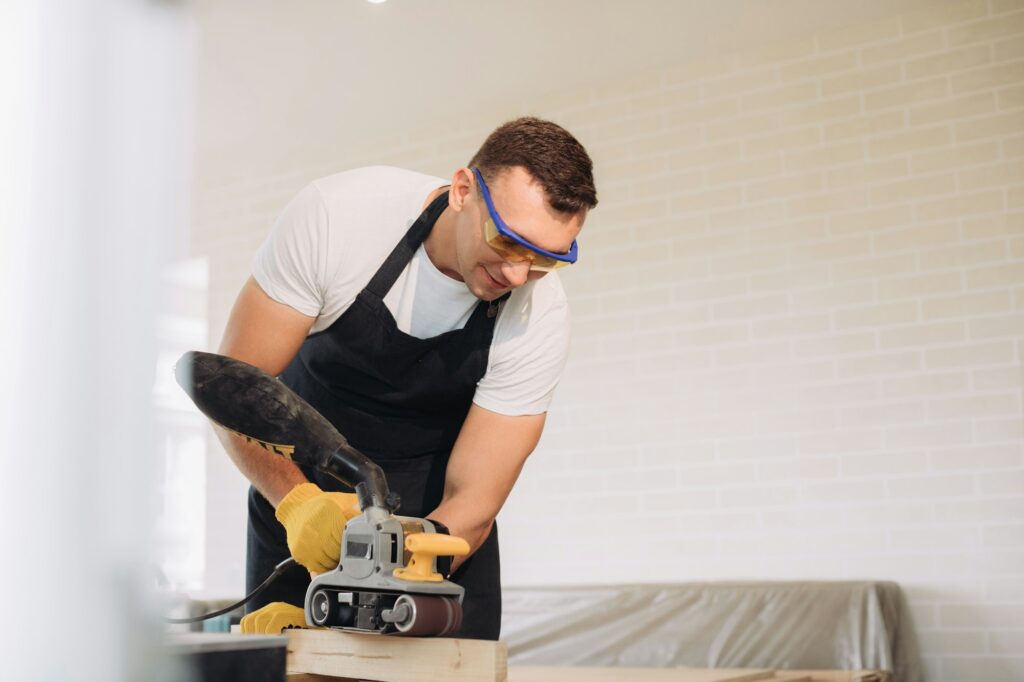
[240,602,306,634]
[275,482,361,574]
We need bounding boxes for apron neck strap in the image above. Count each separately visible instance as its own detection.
[366,190,450,299]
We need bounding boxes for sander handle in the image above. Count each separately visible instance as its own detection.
[175,350,399,513]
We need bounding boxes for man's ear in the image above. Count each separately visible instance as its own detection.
[448,167,475,212]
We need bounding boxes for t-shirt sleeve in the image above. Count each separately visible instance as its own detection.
[472,286,571,416]
[251,182,331,317]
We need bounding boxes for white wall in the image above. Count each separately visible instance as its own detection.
[191,1,1024,679]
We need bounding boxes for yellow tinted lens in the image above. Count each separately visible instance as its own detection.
[484,220,532,261]
[528,258,569,272]
[483,219,571,271]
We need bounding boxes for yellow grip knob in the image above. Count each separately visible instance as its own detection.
[393,532,470,582]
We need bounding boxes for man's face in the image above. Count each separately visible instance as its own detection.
[454,166,584,301]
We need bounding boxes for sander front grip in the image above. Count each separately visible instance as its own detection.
[175,350,398,512]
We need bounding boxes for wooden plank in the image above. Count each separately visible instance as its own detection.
[286,628,507,682]
[508,667,777,682]
[284,660,883,682]
[287,667,884,682]
[284,669,880,682]
[798,673,889,682]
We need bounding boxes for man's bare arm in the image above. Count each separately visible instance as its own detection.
[428,404,545,573]
[215,276,317,506]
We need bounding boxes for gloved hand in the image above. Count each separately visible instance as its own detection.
[240,602,306,634]
[275,482,361,574]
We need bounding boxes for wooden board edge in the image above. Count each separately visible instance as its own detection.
[286,628,507,682]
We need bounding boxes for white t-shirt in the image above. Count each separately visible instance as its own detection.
[252,166,571,416]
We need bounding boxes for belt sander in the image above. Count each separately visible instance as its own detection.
[176,351,468,637]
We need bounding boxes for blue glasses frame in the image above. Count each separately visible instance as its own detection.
[472,167,578,265]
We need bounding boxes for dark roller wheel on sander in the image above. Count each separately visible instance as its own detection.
[392,594,463,637]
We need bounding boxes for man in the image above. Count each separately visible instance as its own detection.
[218,117,597,640]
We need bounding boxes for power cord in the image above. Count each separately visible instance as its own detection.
[164,557,298,624]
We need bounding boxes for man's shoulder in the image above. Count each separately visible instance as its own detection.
[533,271,567,305]
[505,272,568,323]
[310,166,448,204]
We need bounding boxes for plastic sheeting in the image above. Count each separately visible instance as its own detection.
[501,581,922,682]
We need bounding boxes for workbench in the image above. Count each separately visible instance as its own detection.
[281,628,888,682]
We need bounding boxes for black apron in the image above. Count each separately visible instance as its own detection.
[245,191,506,640]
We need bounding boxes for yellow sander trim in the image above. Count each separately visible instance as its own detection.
[393,532,470,582]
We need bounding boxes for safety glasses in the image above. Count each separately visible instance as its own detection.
[473,167,578,271]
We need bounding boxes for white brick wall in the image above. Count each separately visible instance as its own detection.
[192,1,1023,679]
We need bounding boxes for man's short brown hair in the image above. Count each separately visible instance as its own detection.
[469,117,598,215]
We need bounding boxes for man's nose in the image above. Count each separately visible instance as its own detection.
[500,259,531,288]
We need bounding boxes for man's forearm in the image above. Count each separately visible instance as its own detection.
[213,423,308,507]
[427,499,496,573]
